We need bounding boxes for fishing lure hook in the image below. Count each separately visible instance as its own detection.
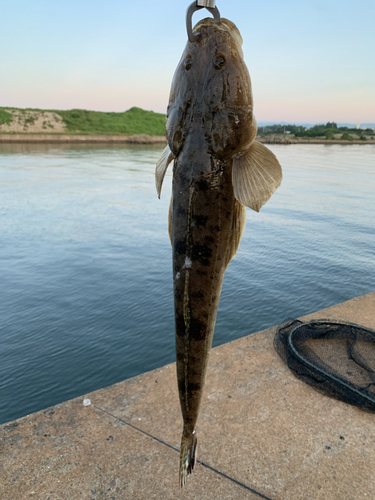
[186,0,221,43]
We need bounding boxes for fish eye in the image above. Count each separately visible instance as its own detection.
[184,56,192,71]
[213,54,226,70]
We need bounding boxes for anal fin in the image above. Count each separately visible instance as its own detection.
[224,199,246,267]
[168,195,173,246]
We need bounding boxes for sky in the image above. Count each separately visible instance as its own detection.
[1,0,374,124]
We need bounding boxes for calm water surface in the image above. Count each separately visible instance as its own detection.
[0,143,374,424]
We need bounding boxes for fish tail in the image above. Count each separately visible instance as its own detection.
[179,429,198,488]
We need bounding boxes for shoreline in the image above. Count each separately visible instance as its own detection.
[0,133,167,144]
[0,133,374,145]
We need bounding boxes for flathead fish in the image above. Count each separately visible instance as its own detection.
[155,17,282,487]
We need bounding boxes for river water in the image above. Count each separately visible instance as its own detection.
[0,143,374,424]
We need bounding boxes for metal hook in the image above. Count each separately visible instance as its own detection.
[186,1,221,43]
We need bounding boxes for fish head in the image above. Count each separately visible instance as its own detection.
[167,18,257,159]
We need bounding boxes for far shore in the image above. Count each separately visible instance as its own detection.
[0,133,374,145]
[0,133,167,144]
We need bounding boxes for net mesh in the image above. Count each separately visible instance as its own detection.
[274,319,375,413]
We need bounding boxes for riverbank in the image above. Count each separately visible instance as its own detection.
[1,292,374,499]
[1,133,374,145]
[0,133,167,144]
[259,136,375,145]
[0,107,166,136]
[1,107,373,144]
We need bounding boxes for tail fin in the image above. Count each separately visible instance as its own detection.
[179,429,198,488]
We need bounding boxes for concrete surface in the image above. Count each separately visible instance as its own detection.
[1,292,374,500]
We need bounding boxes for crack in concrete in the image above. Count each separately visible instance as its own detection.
[92,404,275,500]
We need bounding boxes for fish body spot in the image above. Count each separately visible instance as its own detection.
[194,215,209,227]
[197,269,207,277]
[198,180,209,192]
[189,317,208,341]
[183,256,192,269]
[192,244,212,264]
[175,240,186,255]
[177,206,186,217]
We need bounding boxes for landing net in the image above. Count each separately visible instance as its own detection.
[274,319,375,413]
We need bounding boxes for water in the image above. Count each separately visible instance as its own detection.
[0,142,374,425]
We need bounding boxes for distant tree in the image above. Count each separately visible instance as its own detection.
[341,132,353,141]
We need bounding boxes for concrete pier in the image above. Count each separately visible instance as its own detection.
[1,292,374,499]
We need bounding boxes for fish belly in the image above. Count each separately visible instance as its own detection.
[172,153,236,431]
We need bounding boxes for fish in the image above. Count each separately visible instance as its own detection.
[155,17,282,487]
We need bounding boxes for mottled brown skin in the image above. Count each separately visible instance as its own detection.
[172,156,240,433]
[166,19,257,482]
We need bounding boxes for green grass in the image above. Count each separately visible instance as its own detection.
[55,107,166,135]
[24,116,36,125]
[0,106,166,135]
[0,109,12,126]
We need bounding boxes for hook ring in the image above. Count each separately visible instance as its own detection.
[186,1,221,43]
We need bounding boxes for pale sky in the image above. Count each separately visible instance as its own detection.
[1,0,374,124]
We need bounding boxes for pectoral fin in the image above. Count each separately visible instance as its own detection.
[232,141,282,212]
[155,145,174,198]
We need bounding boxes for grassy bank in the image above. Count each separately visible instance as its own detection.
[1,108,374,141]
[0,106,166,135]
[56,107,166,135]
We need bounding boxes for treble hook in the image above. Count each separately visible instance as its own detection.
[186,0,221,43]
